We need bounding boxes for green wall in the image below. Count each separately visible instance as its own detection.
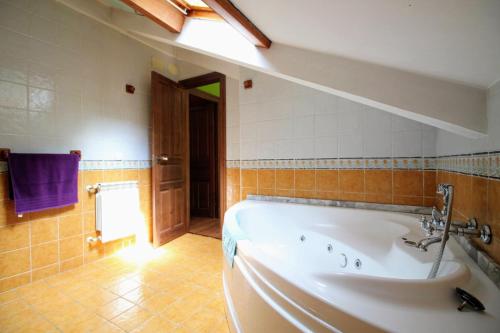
[196,82,220,97]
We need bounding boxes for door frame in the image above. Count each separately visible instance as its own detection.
[179,72,227,227]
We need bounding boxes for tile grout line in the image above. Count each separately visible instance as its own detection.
[28,221,33,284]
[57,216,61,275]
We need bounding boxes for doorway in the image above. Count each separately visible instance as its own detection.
[188,92,220,238]
[150,71,226,247]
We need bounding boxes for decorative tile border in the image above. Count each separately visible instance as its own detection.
[79,160,151,170]
[233,157,429,170]
[226,160,240,168]
[436,152,500,178]
[226,152,500,179]
[0,160,152,172]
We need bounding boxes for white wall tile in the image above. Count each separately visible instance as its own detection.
[315,137,338,159]
[0,0,177,160]
[240,121,257,143]
[364,108,391,132]
[315,114,338,137]
[0,107,28,135]
[240,141,257,160]
[363,132,392,158]
[0,1,31,36]
[338,106,363,134]
[293,138,315,159]
[0,81,27,108]
[275,139,294,159]
[422,128,437,157]
[0,54,28,85]
[340,134,363,158]
[0,27,30,60]
[393,131,422,157]
[293,115,314,138]
[0,134,32,152]
[392,115,422,132]
[29,87,55,112]
[227,126,240,145]
[258,140,276,159]
[238,67,441,161]
[28,61,55,90]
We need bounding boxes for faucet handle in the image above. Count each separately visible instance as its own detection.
[437,183,451,194]
[431,206,442,220]
[420,216,435,235]
[420,215,429,228]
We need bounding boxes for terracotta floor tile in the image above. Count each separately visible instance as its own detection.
[161,298,203,324]
[1,310,58,333]
[131,315,178,333]
[1,234,228,332]
[108,278,143,296]
[0,299,31,320]
[111,305,153,331]
[120,285,157,305]
[89,320,125,333]
[138,291,179,313]
[97,297,135,320]
[0,289,19,305]
[182,308,226,333]
[77,289,119,308]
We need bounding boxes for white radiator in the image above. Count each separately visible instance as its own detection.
[96,181,140,243]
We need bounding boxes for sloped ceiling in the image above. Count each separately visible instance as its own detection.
[57,0,491,137]
[231,0,500,88]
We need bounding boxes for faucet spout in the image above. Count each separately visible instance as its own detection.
[417,236,443,251]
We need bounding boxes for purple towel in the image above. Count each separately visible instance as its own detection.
[8,153,79,214]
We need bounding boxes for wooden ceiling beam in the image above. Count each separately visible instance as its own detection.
[121,0,185,33]
[202,0,271,48]
[188,9,223,21]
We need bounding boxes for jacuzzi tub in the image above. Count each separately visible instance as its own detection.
[222,199,500,333]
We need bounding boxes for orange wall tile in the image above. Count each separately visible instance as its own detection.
[339,170,364,194]
[31,242,58,269]
[435,171,500,263]
[276,170,294,190]
[316,170,339,192]
[393,170,423,197]
[295,170,315,191]
[230,168,434,209]
[0,223,29,253]
[258,169,276,190]
[241,169,257,188]
[0,167,153,292]
[365,170,392,194]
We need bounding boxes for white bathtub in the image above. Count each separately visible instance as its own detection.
[222,200,500,333]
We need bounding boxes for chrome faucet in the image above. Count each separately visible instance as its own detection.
[426,184,454,278]
[404,183,493,279]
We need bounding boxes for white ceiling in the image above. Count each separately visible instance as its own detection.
[231,0,500,88]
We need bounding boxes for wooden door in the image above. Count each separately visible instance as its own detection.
[189,94,218,218]
[151,72,188,247]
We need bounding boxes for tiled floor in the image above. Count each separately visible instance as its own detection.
[0,234,229,333]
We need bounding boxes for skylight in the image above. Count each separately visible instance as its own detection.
[168,0,220,20]
[121,0,271,48]
[184,0,209,8]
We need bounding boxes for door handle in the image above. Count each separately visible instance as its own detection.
[156,155,169,162]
